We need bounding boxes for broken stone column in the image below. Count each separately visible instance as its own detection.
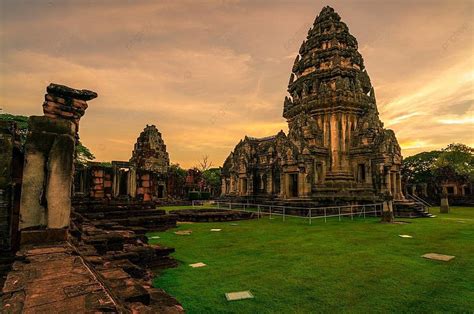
[19,83,97,243]
[440,192,450,213]
[380,192,394,223]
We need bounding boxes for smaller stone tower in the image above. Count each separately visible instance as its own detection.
[130,125,170,200]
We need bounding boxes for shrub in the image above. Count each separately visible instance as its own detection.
[188,191,201,200]
[200,191,211,200]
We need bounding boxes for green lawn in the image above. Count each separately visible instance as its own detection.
[149,207,474,313]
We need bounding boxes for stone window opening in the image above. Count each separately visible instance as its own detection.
[464,186,470,195]
[314,163,323,183]
[357,164,366,183]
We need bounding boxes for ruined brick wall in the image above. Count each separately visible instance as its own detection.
[88,165,113,199]
[0,121,23,251]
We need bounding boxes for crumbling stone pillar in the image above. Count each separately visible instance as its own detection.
[440,191,449,213]
[19,83,96,242]
[381,192,394,223]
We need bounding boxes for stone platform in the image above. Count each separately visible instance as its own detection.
[169,208,255,222]
[1,243,184,313]
[73,199,178,232]
[1,244,119,313]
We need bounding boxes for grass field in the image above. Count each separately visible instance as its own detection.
[149,207,474,313]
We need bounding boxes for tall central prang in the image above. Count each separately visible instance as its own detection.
[222,6,403,204]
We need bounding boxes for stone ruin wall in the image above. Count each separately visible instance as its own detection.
[73,124,171,202]
[0,121,23,252]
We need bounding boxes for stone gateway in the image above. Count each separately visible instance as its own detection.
[221,6,403,204]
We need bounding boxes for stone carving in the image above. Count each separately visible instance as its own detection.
[221,6,403,203]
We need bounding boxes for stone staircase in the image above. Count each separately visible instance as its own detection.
[72,199,178,232]
[394,197,435,218]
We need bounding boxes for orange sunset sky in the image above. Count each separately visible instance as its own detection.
[1,0,473,168]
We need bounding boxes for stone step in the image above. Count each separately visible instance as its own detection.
[82,208,166,219]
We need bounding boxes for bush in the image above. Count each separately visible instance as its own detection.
[200,191,211,200]
[188,191,201,200]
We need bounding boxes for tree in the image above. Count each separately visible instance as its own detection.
[433,143,474,184]
[202,167,221,195]
[0,113,28,144]
[401,143,474,196]
[75,141,96,164]
[0,113,95,164]
[401,150,441,185]
[196,155,213,171]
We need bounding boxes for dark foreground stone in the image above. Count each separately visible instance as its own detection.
[170,208,255,222]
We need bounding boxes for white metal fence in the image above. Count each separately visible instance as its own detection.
[191,200,383,224]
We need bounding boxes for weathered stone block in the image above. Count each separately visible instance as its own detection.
[28,116,76,136]
[46,134,75,228]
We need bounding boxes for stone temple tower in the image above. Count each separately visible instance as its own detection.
[130,125,170,174]
[222,6,403,203]
[129,125,170,200]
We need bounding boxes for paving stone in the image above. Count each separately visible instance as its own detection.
[399,235,413,238]
[174,230,192,236]
[189,262,206,268]
[422,253,455,261]
[225,291,254,301]
[210,229,222,232]
[149,236,160,239]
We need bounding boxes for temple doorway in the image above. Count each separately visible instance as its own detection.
[157,185,165,198]
[118,170,129,196]
[289,173,298,197]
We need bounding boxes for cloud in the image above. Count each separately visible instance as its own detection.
[1,0,473,167]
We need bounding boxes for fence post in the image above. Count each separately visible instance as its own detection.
[192,200,195,208]
[363,205,366,219]
[309,209,312,225]
[270,206,272,220]
[338,207,341,221]
[324,208,327,223]
[350,205,353,220]
[229,202,231,210]
[217,201,220,209]
[283,207,285,221]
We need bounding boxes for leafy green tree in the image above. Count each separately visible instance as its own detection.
[433,143,474,183]
[75,141,96,164]
[0,113,28,144]
[402,143,474,195]
[401,150,441,185]
[202,167,221,196]
[168,163,187,197]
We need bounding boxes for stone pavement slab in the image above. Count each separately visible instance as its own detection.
[1,244,117,313]
[225,291,254,301]
[189,262,207,268]
[422,253,455,261]
[174,230,192,235]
